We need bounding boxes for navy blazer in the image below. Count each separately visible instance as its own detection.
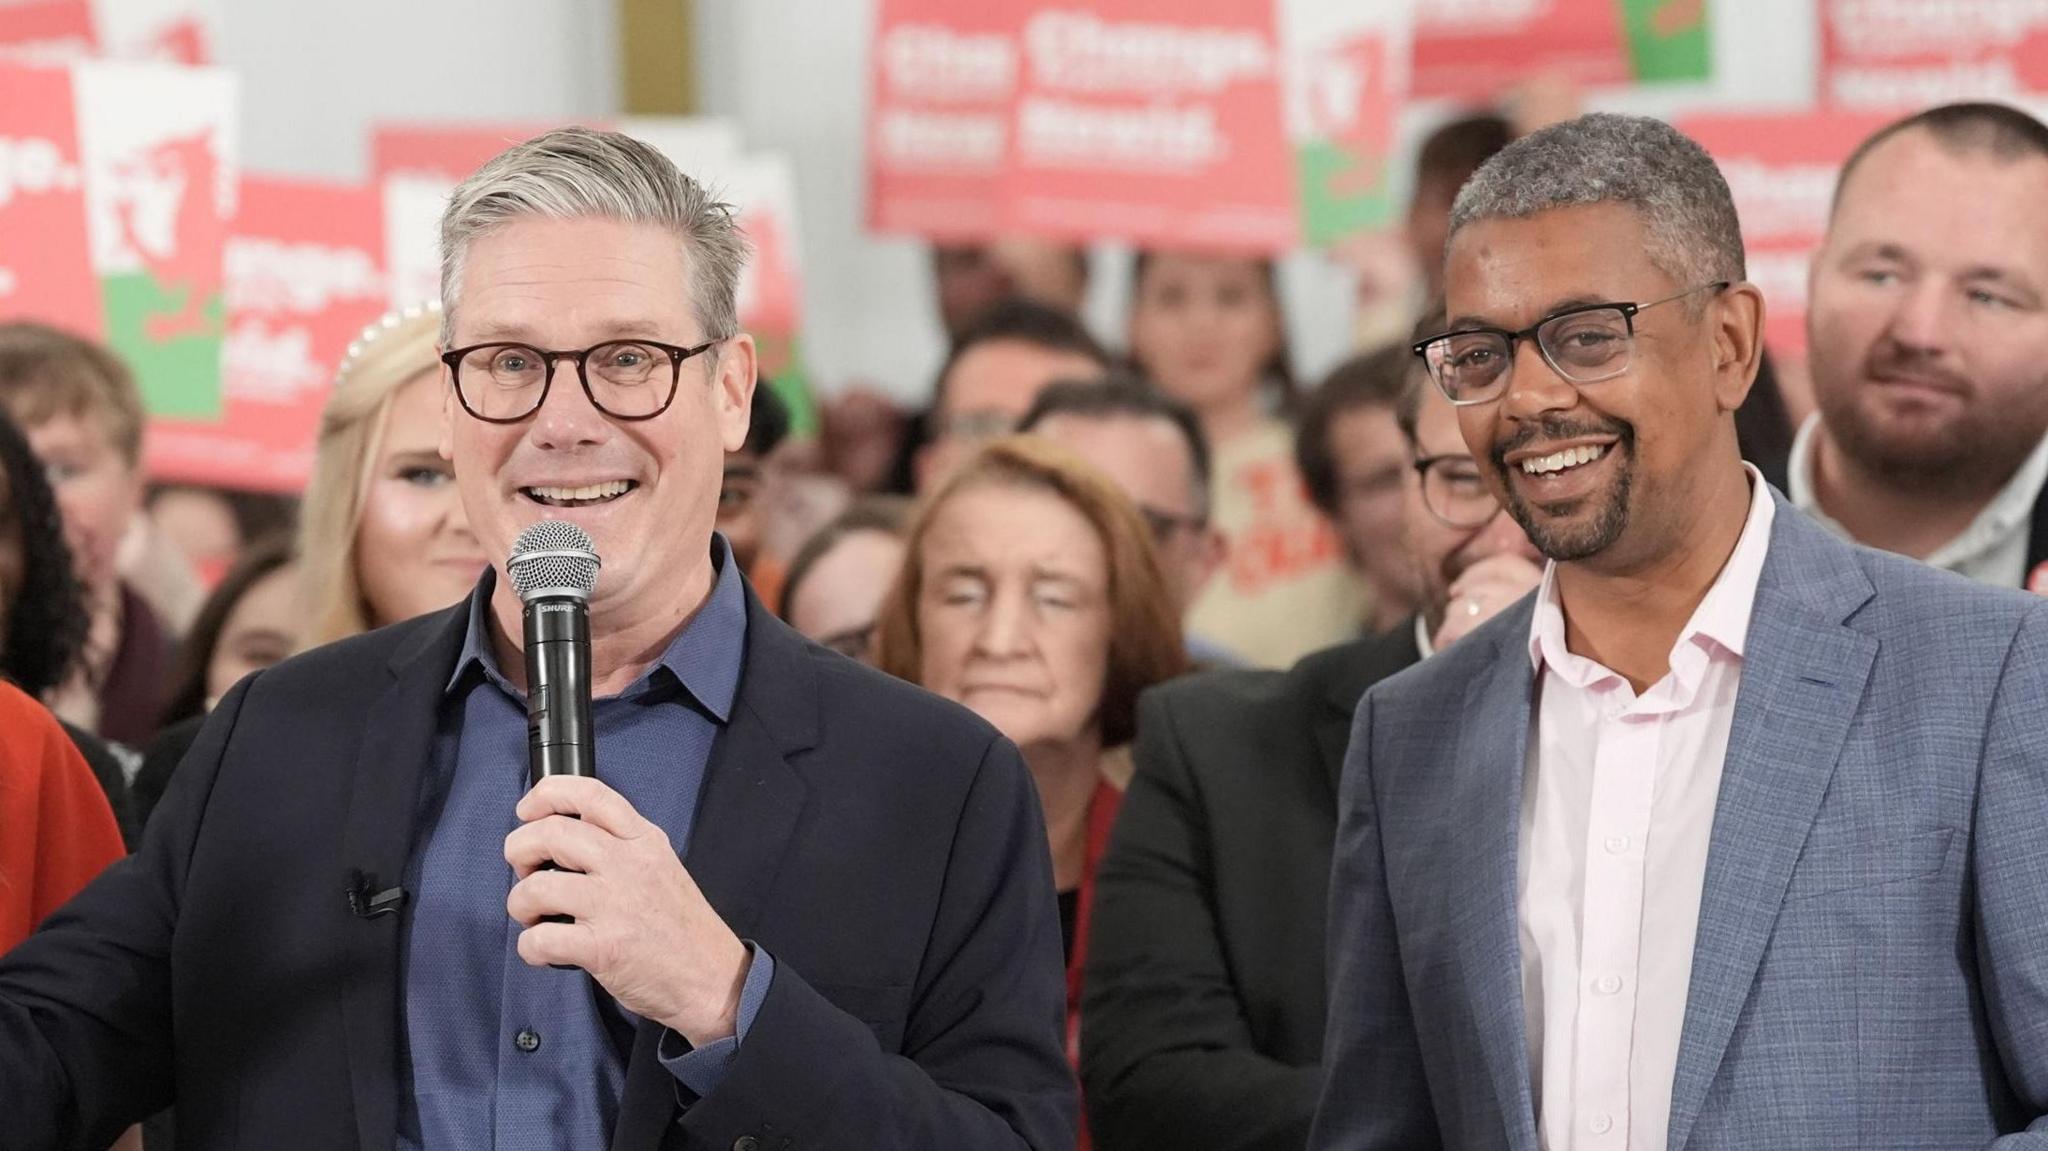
[0,586,1078,1151]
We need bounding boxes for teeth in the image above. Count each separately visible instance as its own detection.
[1520,444,1607,475]
[528,481,631,503]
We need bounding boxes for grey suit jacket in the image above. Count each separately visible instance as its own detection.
[1311,493,2048,1150]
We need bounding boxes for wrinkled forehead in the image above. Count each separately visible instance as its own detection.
[450,216,698,343]
[1828,129,2048,273]
[1443,203,1671,329]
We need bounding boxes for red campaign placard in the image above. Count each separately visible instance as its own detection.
[866,0,1023,241]
[1411,0,1628,100]
[144,176,386,491]
[0,0,95,60]
[1003,0,1298,253]
[1679,112,1894,355]
[0,63,102,336]
[1821,0,2048,108]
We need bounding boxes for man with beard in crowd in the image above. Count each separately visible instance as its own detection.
[1795,102,2048,590]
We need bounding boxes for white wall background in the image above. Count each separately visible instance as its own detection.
[213,0,616,179]
[217,0,1830,403]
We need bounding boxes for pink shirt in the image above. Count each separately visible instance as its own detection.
[1518,468,1774,1151]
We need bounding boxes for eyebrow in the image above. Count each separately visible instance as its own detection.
[462,319,674,343]
[1446,294,1616,331]
[383,449,448,467]
[931,563,1089,586]
[225,626,296,648]
[1845,242,2039,292]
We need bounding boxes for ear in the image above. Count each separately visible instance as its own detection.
[438,362,458,462]
[717,334,759,455]
[1710,281,1766,416]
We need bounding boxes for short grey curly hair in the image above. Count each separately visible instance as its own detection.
[438,126,750,346]
[1449,112,1745,293]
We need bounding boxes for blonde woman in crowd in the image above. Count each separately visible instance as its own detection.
[135,304,487,840]
[1127,252,1366,667]
[299,301,488,648]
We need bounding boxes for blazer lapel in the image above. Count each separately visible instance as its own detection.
[1317,622,1423,798]
[338,607,468,1151]
[1443,612,1540,1151]
[1664,504,1877,1151]
[611,594,818,1151]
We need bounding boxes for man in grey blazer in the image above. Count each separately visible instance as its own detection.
[1312,112,2048,1150]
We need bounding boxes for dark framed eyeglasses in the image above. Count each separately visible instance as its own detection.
[1411,281,1728,406]
[440,337,722,424]
[1414,453,1501,528]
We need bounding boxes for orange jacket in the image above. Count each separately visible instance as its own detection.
[0,679,126,952]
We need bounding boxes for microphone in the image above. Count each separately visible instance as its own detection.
[507,520,602,785]
[508,521,601,945]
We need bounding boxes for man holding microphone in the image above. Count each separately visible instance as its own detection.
[0,128,1075,1150]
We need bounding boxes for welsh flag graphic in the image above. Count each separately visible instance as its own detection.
[0,60,235,419]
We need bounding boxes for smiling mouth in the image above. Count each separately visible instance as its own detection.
[1519,444,1609,476]
[520,481,638,508]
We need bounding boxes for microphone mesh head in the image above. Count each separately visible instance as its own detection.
[507,520,601,601]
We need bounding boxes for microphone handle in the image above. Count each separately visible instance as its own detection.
[523,594,594,944]
[524,595,595,784]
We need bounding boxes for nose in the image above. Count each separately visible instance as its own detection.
[971,586,1033,659]
[1884,279,1953,358]
[1498,337,1579,423]
[528,355,611,451]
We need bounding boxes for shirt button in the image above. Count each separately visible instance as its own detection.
[514,1028,541,1053]
[733,1138,762,1151]
[1594,974,1623,995]
[1589,1112,1614,1135]
[1604,834,1630,855]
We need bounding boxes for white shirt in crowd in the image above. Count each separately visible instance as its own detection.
[1787,414,2048,589]
[1518,466,1774,1151]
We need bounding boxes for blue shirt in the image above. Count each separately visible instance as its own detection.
[396,539,772,1151]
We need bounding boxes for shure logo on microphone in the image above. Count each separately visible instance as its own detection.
[537,602,578,614]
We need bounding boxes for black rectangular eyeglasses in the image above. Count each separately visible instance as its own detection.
[1411,281,1728,406]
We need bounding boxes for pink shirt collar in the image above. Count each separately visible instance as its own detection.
[1526,465,1775,713]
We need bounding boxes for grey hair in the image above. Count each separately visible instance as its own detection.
[1448,112,1745,291]
[438,126,750,345]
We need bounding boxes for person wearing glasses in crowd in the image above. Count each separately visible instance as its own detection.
[1128,252,1364,669]
[1017,375,1235,665]
[1312,112,2048,1151]
[777,497,909,666]
[1081,329,1536,1151]
[0,128,1076,1151]
[1794,103,2048,591]
[1295,345,1431,637]
[912,298,1113,493]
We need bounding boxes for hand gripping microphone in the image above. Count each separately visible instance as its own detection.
[507,520,601,784]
